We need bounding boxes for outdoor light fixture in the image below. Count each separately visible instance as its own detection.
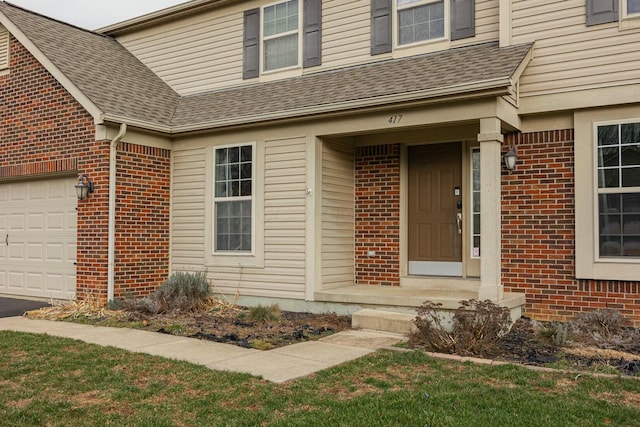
[503,145,518,171]
[75,174,94,201]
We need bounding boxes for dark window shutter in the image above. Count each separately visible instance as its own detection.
[451,0,475,41]
[586,0,618,26]
[243,8,260,79]
[303,0,322,68]
[371,0,392,55]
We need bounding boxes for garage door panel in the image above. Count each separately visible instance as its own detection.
[0,177,77,300]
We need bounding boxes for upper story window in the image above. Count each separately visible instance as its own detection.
[586,0,640,25]
[397,0,445,46]
[371,0,474,56]
[263,0,300,72]
[596,122,640,258]
[243,0,321,80]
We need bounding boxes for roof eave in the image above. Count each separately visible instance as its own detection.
[170,77,513,134]
[0,11,104,125]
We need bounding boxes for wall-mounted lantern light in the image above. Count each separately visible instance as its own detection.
[503,146,518,172]
[75,174,94,201]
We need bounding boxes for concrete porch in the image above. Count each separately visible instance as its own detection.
[314,279,526,334]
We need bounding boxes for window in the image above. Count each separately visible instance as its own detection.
[397,0,444,45]
[596,122,640,258]
[263,0,300,72]
[628,0,640,14]
[214,144,254,253]
[470,148,481,258]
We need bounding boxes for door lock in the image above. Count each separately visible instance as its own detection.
[456,200,463,210]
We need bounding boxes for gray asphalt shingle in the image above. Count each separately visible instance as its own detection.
[1,2,532,132]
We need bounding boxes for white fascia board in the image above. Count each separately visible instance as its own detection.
[0,13,103,125]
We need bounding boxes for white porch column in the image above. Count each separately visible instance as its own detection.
[478,117,504,302]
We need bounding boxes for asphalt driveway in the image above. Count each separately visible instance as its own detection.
[0,297,50,318]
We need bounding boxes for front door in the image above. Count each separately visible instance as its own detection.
[408,143,462,276]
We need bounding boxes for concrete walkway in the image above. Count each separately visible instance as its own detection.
[0,317,405,383]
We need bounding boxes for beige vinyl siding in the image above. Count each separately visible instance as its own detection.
[171,136,307,300]
[171,146,207,269]
[321,141,355,290]
[116,8,246,96]
[322,0,371,68]
[452,0,500,47]
[513,0,640,100]
[0,25,9,70]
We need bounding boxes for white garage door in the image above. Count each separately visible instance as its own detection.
[0,177,77,300]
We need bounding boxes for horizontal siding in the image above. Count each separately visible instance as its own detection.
[171,146,206,269]
[171,137,308,300]
[117,7,246,96]
[321,141,354,290]
[513,0,640,99]
[116,0,501,96]
[452,0,500,47]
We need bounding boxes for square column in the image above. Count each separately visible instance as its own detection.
[478,117,504,301]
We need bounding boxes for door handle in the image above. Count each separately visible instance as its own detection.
[456,213,462,235]
[5,234,7,246]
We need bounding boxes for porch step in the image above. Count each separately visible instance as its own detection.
[352,309,416,335]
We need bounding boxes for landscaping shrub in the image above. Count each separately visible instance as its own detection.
[123,271,211,314]
[410,299,512,356]
[248,304,281,323]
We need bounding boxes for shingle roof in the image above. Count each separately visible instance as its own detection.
[1,2,532,133]
[0,2,180,128]
[173,42,532,130]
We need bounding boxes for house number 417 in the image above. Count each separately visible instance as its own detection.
[388,115,403,125]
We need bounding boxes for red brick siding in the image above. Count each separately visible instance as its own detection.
[114,142,170,299]
[354,144,401,286]
[502,130,640,325]
[0,36,109,301]
[0,37,171,303]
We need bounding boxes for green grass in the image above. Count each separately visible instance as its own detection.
[1,331,639,426]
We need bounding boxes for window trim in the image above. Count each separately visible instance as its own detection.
[392,0,449,50]
[205,142,264,269]
[619,0,640,29]
[260,0,303,75]
[575,107,640,282]
[592,119,640,260]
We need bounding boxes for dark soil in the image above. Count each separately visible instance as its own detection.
[108,307,352,350]
[474,317,640,376]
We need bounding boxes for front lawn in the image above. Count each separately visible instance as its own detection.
[1,331,639,426]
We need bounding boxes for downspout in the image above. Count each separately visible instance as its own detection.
[108,123,127,302]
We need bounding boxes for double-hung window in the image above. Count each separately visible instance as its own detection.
[214,144,254,253]
[263,0,300,72]
[397,0,445,45]
[596,122,640,258]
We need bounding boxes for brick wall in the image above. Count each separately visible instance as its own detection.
[1,37,170,303]
[502,130,640,325]
[354,144,401,286]
[114,142,170,299]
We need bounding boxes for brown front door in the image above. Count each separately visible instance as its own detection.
[408,143,462,276]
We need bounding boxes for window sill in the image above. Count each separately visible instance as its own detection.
[392,38,450,60]
[619,13,640,30]
[259,66,302,83]
[577,259,640,281]
[206,253,264,269]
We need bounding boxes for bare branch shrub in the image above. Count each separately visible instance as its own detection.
[410,299,512,356]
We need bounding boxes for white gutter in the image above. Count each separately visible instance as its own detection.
[107,123,127,302]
